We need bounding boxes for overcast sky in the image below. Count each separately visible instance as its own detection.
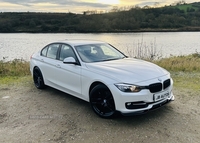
[0,0,197,13]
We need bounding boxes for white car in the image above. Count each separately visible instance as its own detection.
[30,40,174,118]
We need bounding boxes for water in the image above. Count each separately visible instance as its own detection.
[0,32,200,61]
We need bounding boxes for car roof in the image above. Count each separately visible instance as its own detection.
[57,39,106,46]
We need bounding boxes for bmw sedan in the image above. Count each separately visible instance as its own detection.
[30,40,174,118]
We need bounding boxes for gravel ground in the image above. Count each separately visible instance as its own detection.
[0,79,200,143]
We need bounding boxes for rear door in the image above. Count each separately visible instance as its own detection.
[39,43,60,85]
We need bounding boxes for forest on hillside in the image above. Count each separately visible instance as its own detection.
[0,2,200,33]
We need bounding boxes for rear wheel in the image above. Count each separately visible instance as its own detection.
[90,84,116,118]
[33,67,45,89]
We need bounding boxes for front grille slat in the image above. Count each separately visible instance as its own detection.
[149,83,162,93]
[164,79,171,89]
[148,79,171,93]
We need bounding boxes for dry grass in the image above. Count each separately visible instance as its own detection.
[0,59,30,77]
[154,53,200,72]
[171,71,200,91]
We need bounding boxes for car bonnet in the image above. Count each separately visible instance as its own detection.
[85,58,169,84]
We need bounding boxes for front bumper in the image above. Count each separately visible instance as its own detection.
[121,94,174,116]
[108,81,174,116]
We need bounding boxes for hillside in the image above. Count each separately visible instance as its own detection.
[173,2,200,13]
[0,2,200,33]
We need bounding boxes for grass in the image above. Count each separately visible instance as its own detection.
[153,53,200,72]
[153,53,200,92]
[175,4,197,12]
[172,3,200,13]
[0,59,30,77]
[0,54,200,91]
[0,76,32,85]
[171,71,200,91]
[0,59,31,85]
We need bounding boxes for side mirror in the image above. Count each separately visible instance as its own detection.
[63,57,77,65]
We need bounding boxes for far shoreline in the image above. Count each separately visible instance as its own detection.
[1,28,200,34]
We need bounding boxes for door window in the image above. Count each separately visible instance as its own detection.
[59,44,76,61]
[46,44,59,59]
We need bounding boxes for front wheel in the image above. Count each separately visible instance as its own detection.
[90,84,116,118]
[33,67,45,89]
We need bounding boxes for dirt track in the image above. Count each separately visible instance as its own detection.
[0,79,200,143]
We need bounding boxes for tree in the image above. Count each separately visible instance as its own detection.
[29,19,36,28]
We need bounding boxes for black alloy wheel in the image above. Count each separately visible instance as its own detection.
[33,67,45,89]
[90,84,116,118]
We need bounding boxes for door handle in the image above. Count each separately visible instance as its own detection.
[40,59,44,62]
[56,64,61,68]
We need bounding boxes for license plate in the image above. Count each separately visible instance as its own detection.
[154,91,169,102]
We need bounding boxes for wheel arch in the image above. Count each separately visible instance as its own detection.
[32,66,46,89]
[33,66,39,70]
[89,81,108,96]
[33,66,45,80]
[33,66,43,75]
[32,66,41,76]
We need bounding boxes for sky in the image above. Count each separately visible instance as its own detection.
[0,0,198,14]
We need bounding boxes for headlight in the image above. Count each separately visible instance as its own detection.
[115,83,142,92]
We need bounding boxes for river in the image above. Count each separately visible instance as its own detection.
[0,32,200,61]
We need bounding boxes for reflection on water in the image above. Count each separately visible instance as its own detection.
[0,32,200,61]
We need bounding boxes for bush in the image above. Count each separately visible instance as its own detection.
[126,37,162,61]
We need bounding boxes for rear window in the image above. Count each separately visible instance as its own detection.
[41,46,48,56]
[41,44,60,59]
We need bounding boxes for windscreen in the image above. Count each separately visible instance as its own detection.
[75,43,126,63]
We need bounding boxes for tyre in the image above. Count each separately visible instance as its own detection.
[90,84,116,118]
[33,67,45,89]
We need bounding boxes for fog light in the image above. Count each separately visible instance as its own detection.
[125,102,148,109]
